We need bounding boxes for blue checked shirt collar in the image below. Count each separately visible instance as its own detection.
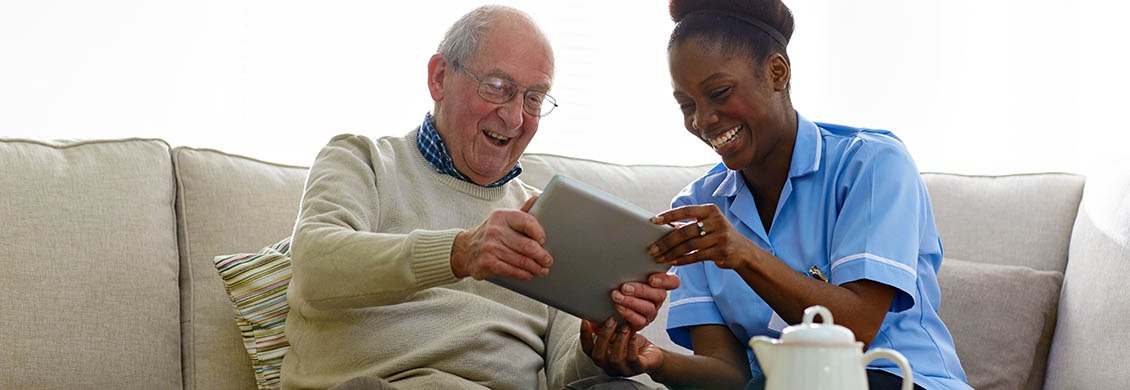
[416,112,522,188]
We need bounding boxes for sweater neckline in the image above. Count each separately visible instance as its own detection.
[408,128,512,201]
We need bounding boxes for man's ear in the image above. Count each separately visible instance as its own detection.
[427,53,448,102]
[766,53,791,92]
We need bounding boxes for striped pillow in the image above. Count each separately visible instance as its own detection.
[213,237,293,390]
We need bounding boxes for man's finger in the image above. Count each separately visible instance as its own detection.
[492,250,549,278]
[649,272,681,290]
[503,233,552,268]
[613,298,651,331]
[619,281,667,306]
[505,210,548,247]
[520,195,539,212]
[480,255,539,280]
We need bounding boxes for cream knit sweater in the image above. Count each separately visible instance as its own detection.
[281,130,602,390]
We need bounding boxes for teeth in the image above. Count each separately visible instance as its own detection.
[708,126,741,148]
[484,130,511,145]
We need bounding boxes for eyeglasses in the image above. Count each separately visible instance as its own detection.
[456,66,558,117]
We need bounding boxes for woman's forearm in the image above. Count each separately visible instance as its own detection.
[734,250,894,348]
[649,348,749,389]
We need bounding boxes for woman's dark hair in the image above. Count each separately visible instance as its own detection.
[669,0,795,64]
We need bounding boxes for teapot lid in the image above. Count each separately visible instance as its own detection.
[779,305,856,345]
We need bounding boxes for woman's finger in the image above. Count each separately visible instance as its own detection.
[649,223,701,260]
[610,325,633,374]
[590,319,617,369]
[666,245,745,269]
[579,320,596,355]
[652,228,717,265]
[651,204,715,225]
[627,333,648,372]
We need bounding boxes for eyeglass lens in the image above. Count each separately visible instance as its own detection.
[471,72,556,117]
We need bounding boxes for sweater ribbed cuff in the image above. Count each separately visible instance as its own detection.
[411,229,461,288]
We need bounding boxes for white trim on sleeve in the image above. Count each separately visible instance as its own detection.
[830,253,916,277]
[812,126,823,172]
[669,296,715,308]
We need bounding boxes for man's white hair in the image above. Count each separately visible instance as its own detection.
[437,5,543,69]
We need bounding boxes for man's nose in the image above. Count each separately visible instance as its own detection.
[498,94,526,129]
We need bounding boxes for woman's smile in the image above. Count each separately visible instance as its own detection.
[707,124,743,149]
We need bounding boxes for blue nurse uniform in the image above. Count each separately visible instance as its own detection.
[666,114,971,390]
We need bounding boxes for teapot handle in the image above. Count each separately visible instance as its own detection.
[862,348,914,390]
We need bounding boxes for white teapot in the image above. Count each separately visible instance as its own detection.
[749,305,913,390]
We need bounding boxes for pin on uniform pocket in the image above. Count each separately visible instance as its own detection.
[808,265,829,283]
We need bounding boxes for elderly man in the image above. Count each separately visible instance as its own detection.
[281,5,678,390]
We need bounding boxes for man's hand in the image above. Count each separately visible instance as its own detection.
[612,272,681,331]
[451,196,553,280]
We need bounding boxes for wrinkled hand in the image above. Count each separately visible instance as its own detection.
[649,204,761,269]
[612,272,680,331]
[451,196,553,280]
[581,319,665,377]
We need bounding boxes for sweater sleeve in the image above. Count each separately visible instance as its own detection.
[290,135,461,310]
[543,309,606,388]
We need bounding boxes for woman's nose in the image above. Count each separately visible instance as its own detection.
[693,106,717,131]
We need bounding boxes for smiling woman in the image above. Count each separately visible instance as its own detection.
[0,1,1126,176]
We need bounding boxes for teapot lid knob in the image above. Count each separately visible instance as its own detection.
[803,305,834,325]
[779,305,857,345]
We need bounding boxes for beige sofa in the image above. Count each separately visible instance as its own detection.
[2,137,1128,390]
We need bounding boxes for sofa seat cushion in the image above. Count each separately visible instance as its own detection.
[936,258,1063,390]
[0,138,181,389]
[173,147,308,390]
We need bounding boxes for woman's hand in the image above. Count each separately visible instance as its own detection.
[649,204,762,269]
[580,319,665,377]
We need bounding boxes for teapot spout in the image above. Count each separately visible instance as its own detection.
[749,336,777,374]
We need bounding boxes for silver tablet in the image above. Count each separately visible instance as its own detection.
[488,174,673,323]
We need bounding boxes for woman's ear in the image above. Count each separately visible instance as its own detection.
[427,53,448,102]
[766,53,791,92]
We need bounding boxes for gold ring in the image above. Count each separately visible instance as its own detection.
[697,221,706,237]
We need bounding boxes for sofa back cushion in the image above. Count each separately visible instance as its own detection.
[923,172,1084,390]
[1046,171,1130,389]
[173,147,308,390]
[922,173,1085,273]
[0,138,181,389]
[936,258,1063,390]
[519,154,714,215]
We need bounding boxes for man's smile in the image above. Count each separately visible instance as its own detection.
[483,130,512,146]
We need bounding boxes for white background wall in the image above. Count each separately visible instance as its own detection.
[2,1,1127,176]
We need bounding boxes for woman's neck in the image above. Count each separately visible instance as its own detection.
[739,109,797,232]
